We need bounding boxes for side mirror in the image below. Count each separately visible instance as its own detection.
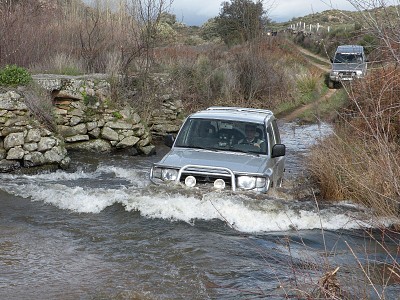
[271,144,286,158]
[330,58,333,63]
[164,134,175,148]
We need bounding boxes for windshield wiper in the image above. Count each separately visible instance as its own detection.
[176,145,219,151]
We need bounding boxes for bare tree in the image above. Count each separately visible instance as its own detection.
[0,0,54,66]
[124,0,173,75]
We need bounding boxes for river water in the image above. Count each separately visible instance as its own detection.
[0,123,399,299]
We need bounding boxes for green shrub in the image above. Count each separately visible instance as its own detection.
[297,73,317,96]
[82,90,98,106]
[112,111,123,119]
[0,65,32,86]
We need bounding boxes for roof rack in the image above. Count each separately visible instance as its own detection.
[206,106,273,115]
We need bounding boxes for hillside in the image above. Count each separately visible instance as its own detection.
[270,5,400,34]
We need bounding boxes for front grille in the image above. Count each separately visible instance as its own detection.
[339,71,355,78]
[182,166,232,176]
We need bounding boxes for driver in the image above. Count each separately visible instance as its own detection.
[238,124,265,149]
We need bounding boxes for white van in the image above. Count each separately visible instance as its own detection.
[328,45,367,88]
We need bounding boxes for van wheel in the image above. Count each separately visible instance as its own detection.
[328,80,334,89]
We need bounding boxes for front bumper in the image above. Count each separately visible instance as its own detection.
[150,164,271,193]
[330,72,363,82]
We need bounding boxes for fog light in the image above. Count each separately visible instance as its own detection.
[214,179,225,190]
[185,176,196,187]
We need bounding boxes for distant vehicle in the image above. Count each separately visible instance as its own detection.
[328,45,367,88]
[150,107,286,193]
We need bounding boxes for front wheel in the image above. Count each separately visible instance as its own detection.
[328,79,334,89]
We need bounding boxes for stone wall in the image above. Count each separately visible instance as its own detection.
[0,90,70,172]
[34,74,154,155]
[0,74,184,172]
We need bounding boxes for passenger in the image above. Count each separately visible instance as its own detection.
[238,124,265,149]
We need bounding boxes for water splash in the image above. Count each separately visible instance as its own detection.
[0,166,387,232]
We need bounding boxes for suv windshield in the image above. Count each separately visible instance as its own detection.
[334,53,363,64]
[174,118,268,154]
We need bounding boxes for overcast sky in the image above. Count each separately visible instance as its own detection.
[170,0,357,25]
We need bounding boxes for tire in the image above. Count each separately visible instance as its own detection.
[328,80,334,89]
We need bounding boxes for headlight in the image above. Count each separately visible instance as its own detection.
[331,71,338,76]
[237,176,269,190]
[356,70,363,76]
[161,168,178,181]
[237,176,256,190]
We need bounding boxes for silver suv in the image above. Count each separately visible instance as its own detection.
[150,107,286,193]
[328,45,367,88]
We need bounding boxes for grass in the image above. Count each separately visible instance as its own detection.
[301,52,331,67]
[298,88,348,123]
[275,75,331,121]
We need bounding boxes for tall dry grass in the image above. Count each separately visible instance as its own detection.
[0,0,170,74]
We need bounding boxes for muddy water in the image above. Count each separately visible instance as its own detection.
[0,122,398,299]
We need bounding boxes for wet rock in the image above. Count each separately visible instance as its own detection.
[0,159,21,172]
[2,126,25,136]
[101,127,119,141]
[72,123,87,135]
[69,116,81,126]
[65,135,90,143]
[6,147,25,160]
[23,143,38,152]
[38,137,58,152]
[24,151,45,167]
[0,91,28,111]
[88,128,101,138]
[116,136,140,149]
[139,145,156,156]
[26,129,41,143]
[86,121,98,131]
[44,146,67,163]
[4,132,25,150]
[105,121,133,130]
[65,139,112,153]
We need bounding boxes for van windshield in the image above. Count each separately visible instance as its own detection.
[334,53,363,64]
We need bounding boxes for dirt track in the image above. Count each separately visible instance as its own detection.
[280,45,336,122]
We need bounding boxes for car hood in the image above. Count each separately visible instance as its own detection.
[157,148,268,174]
[332,63,365,72]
